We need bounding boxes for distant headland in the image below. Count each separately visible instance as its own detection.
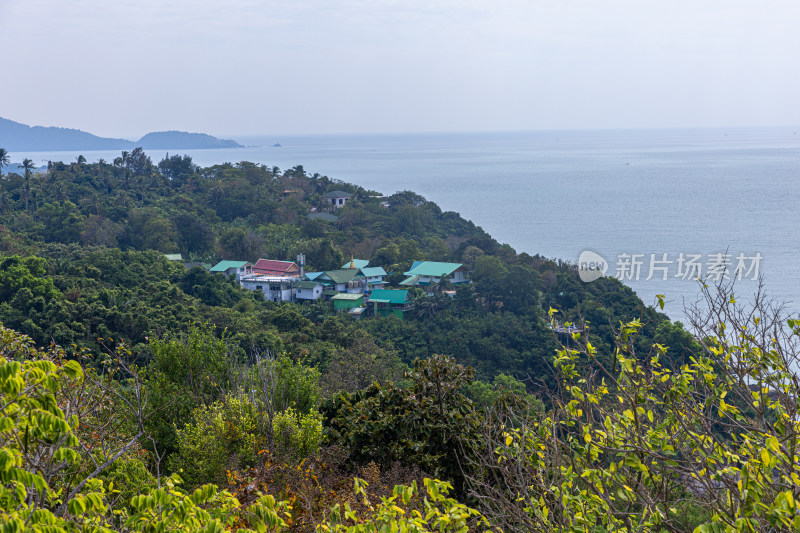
[0,117,243,151]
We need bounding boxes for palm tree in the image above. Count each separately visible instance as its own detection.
[0,148,9,177]
[21,158,35,210]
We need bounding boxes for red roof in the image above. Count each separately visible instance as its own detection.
[253,259,300,276]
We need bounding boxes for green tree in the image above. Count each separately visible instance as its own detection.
[158,153,197,181]
[174,212,215,255]
[143,324,234,458]
[35,200,86,243]
[0,147,9,176]
[21,157,35,210]
[322,355,480,494]
[126,147,153,176]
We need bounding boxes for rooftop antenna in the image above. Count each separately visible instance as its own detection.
[297,253,305,277]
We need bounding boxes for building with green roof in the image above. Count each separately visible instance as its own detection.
[358,266,388,289]
[336,260,387,288]
[317,269,364,294]
[209,260,254,279]
[400,261,469,287]
[368,289,410,319]
[332,292,364,312]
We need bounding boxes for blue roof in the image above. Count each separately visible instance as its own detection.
[341,259,370,269]
[360,266,386,277]
[404,261,463,277]
[210,260,250,272]
[305,272,323,280]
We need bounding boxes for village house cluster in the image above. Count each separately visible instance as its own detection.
[201,256,471,319]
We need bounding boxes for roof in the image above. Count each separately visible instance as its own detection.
[210,260,250,272]
[323,289,338,296]
[294,281,322,289]
[360,266,387,277]
[404,261,464,277]
[349,306,367,315]
[369,289,409,304]
[409,260,424,271]
[332,293,364,301]
[341,259,370,270]
[321,269,359,284]
[307,212,338,222]
[164,254,183,261]
[323,190,353,199]
[305,271,323,280]
[254,259,299,274]
[399,275,419,286]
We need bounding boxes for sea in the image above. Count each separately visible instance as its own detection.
[13,127,800,322]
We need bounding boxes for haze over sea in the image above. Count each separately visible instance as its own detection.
[16,127,800,321]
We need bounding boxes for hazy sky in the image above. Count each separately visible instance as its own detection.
[2,0,798,138]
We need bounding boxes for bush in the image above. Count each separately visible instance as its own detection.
[272,407,323,460]
[170,393,267,486]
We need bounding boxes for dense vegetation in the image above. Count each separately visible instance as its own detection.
[2,149,792,531]
[0,150,685,380]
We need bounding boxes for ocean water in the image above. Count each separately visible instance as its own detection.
[14,127,800,321]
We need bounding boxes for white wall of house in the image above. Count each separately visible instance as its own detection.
[295,285,323,300]
[222,265,254,281]
[240,277,294,302]
[412,271,466,286]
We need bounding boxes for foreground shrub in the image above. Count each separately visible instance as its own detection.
[465,287,800,532]
[170,393,268,487]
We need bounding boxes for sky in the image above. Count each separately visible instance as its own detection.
[1,0,799,138]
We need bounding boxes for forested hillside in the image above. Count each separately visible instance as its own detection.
[2,149,779,532]
[0,148,689,381]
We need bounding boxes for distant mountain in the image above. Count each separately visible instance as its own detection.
[0,117,242,151]
[0,117,134,151]
[136,131,242,149]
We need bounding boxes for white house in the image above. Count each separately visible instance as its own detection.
[323,190,352,208]
[239,275,295,302]
[294,280,324,301]
[358,266,387,290]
